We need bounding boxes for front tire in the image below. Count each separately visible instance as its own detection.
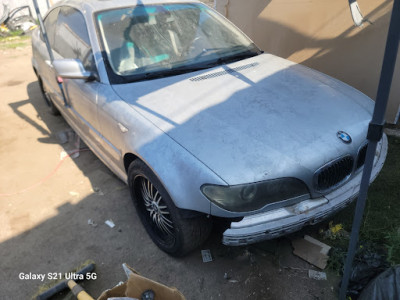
[128,160,212,256]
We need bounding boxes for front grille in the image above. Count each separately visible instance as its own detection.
[315,156,354,191]
[356,143,368,169]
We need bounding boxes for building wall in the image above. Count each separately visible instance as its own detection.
[215,0,400,124]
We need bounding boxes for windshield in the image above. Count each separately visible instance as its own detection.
[96,3,260,82]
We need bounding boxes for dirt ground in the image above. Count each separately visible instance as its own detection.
[0,44,341,299]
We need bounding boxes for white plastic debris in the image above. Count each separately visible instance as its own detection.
[201,249,213,263]
[228,279,239,283]
[93,187,104,196]
[88,219,97,227]
[69,191,79,197]
[105,219,115,228]
[60,149,79,160]
[308,269,327,280]
[60,150,68,160]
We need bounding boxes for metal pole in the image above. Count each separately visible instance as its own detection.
[32,0,54,62]
[32,0,68,107]
[339,0,400,299]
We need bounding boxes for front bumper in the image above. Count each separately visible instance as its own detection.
[223,135,388,246]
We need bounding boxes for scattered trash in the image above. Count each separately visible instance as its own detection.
[228,279,239,283]
[359,265,400,300]
[292,235,331,269]
[0,4,37,36]
[59,149,79,160]
[223,273,230,280]
[93,187,104,196]
[56,129,84,160]
[308,270,327,280]
[304,235,331,255]
[201,249,213,263]
[347,244,389,298]
[4,6,36,32]
[20,21,35,32]
[105,220,115,228]
[88,219,97,227]
[97,263,185,300]
[69,191,79,197]
[60,150,68,160]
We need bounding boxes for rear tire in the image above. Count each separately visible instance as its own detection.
[37,76,60,115]
[128,160,212,256]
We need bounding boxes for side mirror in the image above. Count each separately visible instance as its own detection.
[53,59,94,81]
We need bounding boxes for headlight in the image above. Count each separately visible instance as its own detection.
[201,178,310,212]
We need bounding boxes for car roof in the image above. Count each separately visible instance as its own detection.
[52,0,201,14]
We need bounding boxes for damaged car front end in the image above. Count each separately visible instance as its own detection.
[222,136,387,246]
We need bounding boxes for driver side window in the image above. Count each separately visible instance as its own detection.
[53,7,96,73]
[41,7,59,47]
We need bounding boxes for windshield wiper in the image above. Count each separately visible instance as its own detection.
[121,45,261,82]
[132,64,210,81]
[204,49,259,67]
[192,45,255,61]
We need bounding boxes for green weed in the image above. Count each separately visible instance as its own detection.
[326,135,400,272]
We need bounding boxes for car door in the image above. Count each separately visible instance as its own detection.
[52,6,103,149]
[35,7,64,107]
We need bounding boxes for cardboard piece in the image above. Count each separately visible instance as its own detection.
[98,265,186,300]
[292,236,331,269]
[304,235,331,255]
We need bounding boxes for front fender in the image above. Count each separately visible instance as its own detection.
[120,107,227,215]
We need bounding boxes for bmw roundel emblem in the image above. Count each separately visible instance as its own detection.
[337,131,352,144]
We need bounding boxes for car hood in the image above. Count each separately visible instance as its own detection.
[112,53,373,188]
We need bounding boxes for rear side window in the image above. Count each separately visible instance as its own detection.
[53,7,95,72]
[42,7,60,47]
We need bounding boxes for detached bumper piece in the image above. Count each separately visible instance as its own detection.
[223,135,388,246]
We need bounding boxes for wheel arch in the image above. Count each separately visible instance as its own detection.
[123,152,139,174]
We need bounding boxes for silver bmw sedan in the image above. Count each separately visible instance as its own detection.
[31,0,387,256]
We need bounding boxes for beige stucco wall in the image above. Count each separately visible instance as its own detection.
[216,0,400,124]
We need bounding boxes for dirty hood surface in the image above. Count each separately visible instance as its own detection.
[112,54,374,186]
